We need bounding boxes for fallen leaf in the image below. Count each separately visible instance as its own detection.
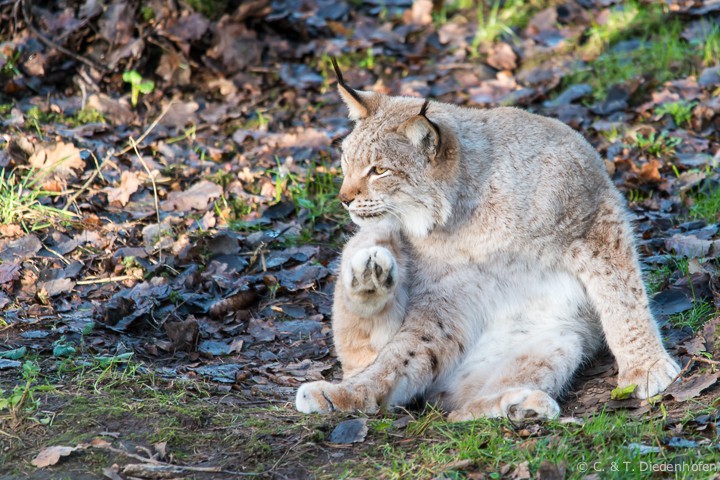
[403,0,433,26]
[104,171,140,206]
[625,442,661,454]
[0,234,42,262]
[37,278,75,297]
[31,445,84,467]
[486,42,517,71]
[652,289,694,316]
[664,372,720,402]
[159,101,199,128]
[665,234,715,258]
[161,180,223,212]
[191,363,244,383]
[0,263,21,284]
[198,340,232,356]
[0,359,22,369]
[164,317,199,351]
[0,347,27,360]
[665,437,698,448]
[28,141,85,180]
[611,384,636,400]
[511,460,532,480]
[536,460,566,480]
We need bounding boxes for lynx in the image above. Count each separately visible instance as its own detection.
[295,61,680,420]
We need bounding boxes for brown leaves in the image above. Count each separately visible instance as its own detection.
[161,180,223,212]
[0,263,21,285]
[486,43,517,71]
[104,171,140,206]
[664,372,720,402]
[28,141,85,183]
[31,445,84,467]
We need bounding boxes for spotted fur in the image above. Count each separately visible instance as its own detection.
[296,78,680,420]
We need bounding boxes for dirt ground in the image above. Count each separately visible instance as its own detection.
[1,0,720,478]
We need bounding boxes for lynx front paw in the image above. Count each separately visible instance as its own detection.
[295,381,379,414]
[618,354,680,399]
[342,247,399,317]
[347,246,398,294]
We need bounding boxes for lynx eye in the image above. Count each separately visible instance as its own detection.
[370,166,389,176]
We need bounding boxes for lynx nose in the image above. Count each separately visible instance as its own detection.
[338,189,356,207]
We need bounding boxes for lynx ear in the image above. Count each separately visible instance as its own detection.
[399,99,441,160]
[330,57,376,121]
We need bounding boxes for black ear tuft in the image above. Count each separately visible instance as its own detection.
[331,135,345,150]
[330,57,345,85]
[329,57,372,120]
[419,98,431,118]
[417,99,441,152]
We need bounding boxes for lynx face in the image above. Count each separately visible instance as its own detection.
[338,96,458,237]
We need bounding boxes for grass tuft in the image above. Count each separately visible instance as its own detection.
[0,168,74,231]
[689,185,720,223]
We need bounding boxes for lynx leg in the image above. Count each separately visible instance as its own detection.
[447,331,584,422]
[566,200,679,398]
[296,287,465,414]
[331,225,409,377]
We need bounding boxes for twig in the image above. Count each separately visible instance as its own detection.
[63,169,100,212]
[129,137,160,226]
[692,356,720,366]
[672,355,720,383]
[20,0,107,72]
[93,443,269,476]
[42,244,71,265]
[114,101,175,157]
[63,150,107,212]
[76,275,139,285]
[0,428,21,441]
[129,137,163,263]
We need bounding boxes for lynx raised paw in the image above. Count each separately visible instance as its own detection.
[295,381,379,414]
[342,246,399,318]
[618,354,680,399]
[347,246,397,293]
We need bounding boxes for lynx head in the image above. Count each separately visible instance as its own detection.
[332,60,460,237]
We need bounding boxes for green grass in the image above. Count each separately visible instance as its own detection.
[689,20,720,66]
[633,131,682,158]
[0,168,75,231]
[645,257,688,294]
[331,408,720,479]
[689,186,720,223]
[581,1,665,58]
[287,157,344,227]
[669,299,718,332]
[655,101,696,128]
[25,105,105,128]
[184,0,229,19]
[471,0,517,50]
[565,6,699,100]
[4,350,720,478]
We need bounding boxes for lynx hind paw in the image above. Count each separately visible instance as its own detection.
[619,355,681,399]
[347,246,398,294]
[448,390,560,423]
[503,390,560,421]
